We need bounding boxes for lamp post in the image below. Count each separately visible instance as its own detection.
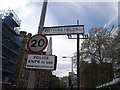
[63,56,74,73]
[63,56,74,90]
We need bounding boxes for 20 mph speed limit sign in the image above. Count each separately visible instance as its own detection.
[27,34,48,53]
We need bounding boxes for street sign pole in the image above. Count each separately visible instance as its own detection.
[67,21,88,90]
[27,0,48,89]
[38,0,48,34]
[77,20,80,90]
[77,34,80,90]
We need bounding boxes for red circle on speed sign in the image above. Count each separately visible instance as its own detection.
[27,34,48,53]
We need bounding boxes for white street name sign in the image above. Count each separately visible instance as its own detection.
[26,54,57,70]
[42,25,84,35]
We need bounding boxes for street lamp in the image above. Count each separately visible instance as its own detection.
[63,56,74,73]
[63,56,74,89]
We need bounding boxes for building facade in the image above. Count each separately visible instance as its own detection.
[14,31,52,89]
[110,25,120,37]
[0,10,22,89]
[13,31,32,88]
[0,15,2,89]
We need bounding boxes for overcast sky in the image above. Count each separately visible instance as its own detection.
[0,0,119,77]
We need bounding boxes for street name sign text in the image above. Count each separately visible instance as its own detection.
[42,25,84,35]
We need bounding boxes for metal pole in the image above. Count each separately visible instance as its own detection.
[38,0,48,34]
[27,71,36,89]
[77,20,80,90]
[0,16,2,90]
[27,0,48,89]
[71,57,74,90]
[63,56,74,90]
[71,57,73,74]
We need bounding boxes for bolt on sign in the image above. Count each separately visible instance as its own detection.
[26,54,57,70]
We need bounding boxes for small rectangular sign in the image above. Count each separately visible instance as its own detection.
[26,54,57,70]
[42,25,84,35]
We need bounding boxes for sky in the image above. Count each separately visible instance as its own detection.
[0,0,119,77]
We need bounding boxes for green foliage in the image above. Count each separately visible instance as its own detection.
[49,75,60,88]
[77,27,120,88]
[59,76,68,88]
[110,30,120,74]
[80,61,113,88]
[81,27,111,63]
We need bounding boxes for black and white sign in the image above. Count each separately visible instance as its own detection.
[27,34,48,53]
[26,54,57,70]
[42,25,84,35]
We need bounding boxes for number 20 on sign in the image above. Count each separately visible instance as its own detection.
[27,34,48,53]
